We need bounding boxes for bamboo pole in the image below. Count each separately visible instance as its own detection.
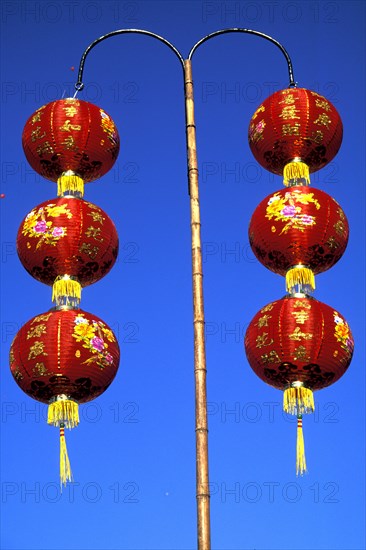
[184,59,211,550]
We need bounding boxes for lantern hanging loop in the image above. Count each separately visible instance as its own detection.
[74,28,296,93]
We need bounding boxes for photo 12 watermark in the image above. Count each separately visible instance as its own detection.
[1,320,140,344]
[201,1,341,25]
[207,400,340,424]
[200,160,340,186]
[1,400,140,425]
[1,80,139,105]
[2,480,140,504]
[1,1,141,25]
[206,480,340,503]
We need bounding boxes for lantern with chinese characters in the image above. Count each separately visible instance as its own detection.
[22,98,120,196]
[249,186,349,292]
[17,197,119,306]
[10,308,120,485]
[244,295,354,474]
[248,88,343,186]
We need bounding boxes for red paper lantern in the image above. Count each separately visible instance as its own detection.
[248,88,343,184]
[249,186,349,291]
[244,294,353,474]
[17,197,119,305]
[10,308,120,484]
[10,308,120,403]
[22,98,120,195]
[245,295,353,392]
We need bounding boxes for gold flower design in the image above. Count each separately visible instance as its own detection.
[72,314,115,370]
[22,203,72,249]
[266,190,320,234]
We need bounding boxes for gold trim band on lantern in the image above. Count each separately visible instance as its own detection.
[57,171,85,197]
[286,265,315,293]
[283,160,310,187]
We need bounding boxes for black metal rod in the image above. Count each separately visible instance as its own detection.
[74,28,296,92]
[188,28,296,87]
[75,29,185,91]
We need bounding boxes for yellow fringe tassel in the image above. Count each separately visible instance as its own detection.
[283,386,315,416]
[52,277,82,303]
[57,172,85,197]
[48,399,79,429]
[60,424,73,487]
[283,161,310,186]
[296,416,307,476]
[286,266,315,292]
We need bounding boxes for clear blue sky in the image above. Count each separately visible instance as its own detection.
[1,1,365,549]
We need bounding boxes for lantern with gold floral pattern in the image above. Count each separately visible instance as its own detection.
[248,88,343,186]
[22,98,120,196]
[10,308,120,485]
[16,197,119,306]
[244,295,354,474]
[248,186,349,292]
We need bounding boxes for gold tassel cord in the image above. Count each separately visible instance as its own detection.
[48,399,79,429]
[296,415,307,476]
[52,277,82,303]
[286,266,315,293]
[60,423,73,487]
[283,161,310,186]
[283,386,315,415]
[57,173,85,197]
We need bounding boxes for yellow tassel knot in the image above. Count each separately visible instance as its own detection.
[52,276,82,303]
[57,172,84,197]
[283,161,310,187]
[296,415,307,476]
[284,386,315,416]
[286,266,315,293]
[60,423,73,487]
[48,398,79,429]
